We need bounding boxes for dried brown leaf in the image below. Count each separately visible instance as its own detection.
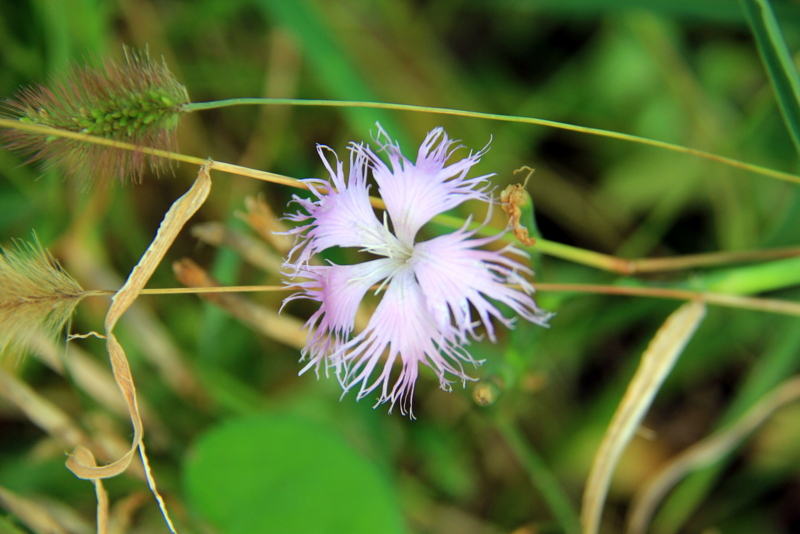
[500,182,536,247]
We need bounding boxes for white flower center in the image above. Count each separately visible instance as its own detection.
[359,211,414,261]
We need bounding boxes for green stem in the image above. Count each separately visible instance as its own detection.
[495,416,582,534]
[80,282,800,317]
[184,98,800,185]
[434,212,800,275]
[3,119,798,277]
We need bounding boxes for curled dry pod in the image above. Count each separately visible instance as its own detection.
[2,47,189,185]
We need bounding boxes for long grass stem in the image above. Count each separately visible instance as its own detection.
[184,98,800,185]
[80,283,800,316]
[2,119,798,277]
[82,285,290,296]
[495,417,581,534]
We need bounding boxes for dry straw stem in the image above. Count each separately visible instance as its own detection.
[65,161,212,534]
[581,301,707,534]
[191,221,285,273]
[4,117,800,276]
[0,485,73,534]
[71,447,109,534]
[173,258,307,349]
[0,238,85,358]
[31,335,163,441]
[0,351,147,480]
[534,283,800,317]
[626,375,800,534]
[0,367,92,453]
[0,117,300,188]
[58,231,206,407]
[107,492,148,534]
[240,194,294,253]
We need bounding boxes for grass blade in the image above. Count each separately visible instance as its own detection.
[496,417,581,534]
[581,301,707,534]
[742,0,800,155]
[626,375,800,534]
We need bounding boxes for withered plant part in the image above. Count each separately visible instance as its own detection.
[173,258,307,349]
[72,447,109,534]
[501,167,538,247]
[2,47,189,185]
[581,301,707,534]
[191,221,285,273]
[0,485,77,534]
[0,238,86,357]
[239,194,294,253]
[65,161,212,534]
[626,374,800,534]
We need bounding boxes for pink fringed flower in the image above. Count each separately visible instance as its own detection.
[283,125,550,416]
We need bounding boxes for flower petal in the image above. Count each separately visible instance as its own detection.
[410,225,552,343]
[366,125,492,246]
[279,125,552,417]
[284,145,398,268]
[284,259,399,377]
[333,268,480,417]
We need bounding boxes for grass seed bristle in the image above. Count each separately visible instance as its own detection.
[0,238,86,357]
[1,47,189,186]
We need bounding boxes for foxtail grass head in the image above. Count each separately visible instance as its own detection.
[2,47,189,185]
[0,238,86,357]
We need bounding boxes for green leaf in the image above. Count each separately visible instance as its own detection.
[742,0,800,156]
[184,413,406,534]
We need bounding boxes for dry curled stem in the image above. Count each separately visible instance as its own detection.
[65,161,212,534]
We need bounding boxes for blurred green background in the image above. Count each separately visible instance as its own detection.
[2,0,800,533]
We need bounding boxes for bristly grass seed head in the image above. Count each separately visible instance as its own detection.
[1,47,189,186]
[0,237,86,357]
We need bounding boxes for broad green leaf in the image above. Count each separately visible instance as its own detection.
[184,413,406,534]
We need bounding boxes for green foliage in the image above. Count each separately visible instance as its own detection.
[184,414,406,534]
[742,0,800,155]
[1,1,800,534]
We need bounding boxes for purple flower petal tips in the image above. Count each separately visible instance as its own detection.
[283,125,551,417]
